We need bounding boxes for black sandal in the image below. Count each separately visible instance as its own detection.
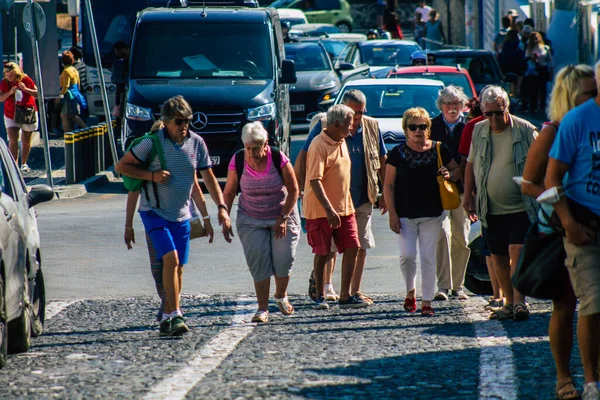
[308,270,317,301]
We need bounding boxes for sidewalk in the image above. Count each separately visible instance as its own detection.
[23,132,118,199]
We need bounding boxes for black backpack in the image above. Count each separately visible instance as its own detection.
[234,147,283,193]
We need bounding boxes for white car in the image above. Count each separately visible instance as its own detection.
[332,78,444,151]
[277,8,308,27]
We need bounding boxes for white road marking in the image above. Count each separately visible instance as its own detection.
[45,301,77,321]
[463,298,518,400]
[144,296,256,400]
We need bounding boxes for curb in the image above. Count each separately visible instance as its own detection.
[29,168,117,200]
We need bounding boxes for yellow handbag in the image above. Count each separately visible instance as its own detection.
[436,141,461,210]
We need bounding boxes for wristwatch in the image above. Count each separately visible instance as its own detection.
[280,213,289,221]
[218,204,228,212]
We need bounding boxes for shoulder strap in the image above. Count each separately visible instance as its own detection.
[148,131,167,169]
[235,148,245,194]
[436,141,442,168]
[271,146,283,177]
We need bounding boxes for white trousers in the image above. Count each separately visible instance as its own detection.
[397,215,443,301]
[435,203,472,291]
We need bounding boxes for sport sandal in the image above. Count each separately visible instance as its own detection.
[489,304,514,320]
[555,377,580,400]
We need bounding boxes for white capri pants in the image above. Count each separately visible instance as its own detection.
[236,208,301,282]
[397,215,443,301]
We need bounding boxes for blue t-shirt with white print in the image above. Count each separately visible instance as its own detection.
[302,120,386,207]
[549,98,600,217]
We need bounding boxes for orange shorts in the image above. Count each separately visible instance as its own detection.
[306,214,360,256]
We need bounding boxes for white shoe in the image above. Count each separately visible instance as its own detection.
[324,287,339,302]
[20,164,31,174]
[582,382,600,400]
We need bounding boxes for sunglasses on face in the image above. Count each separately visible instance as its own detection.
[173,117,192,126]
[582,89,599,98]
[484,110,505,117]
[353,110,366,116]
[408,124,428,131]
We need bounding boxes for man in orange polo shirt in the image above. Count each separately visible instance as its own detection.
[304,104,369,309]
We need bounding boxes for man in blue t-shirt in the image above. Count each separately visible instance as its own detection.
[294,89,387,305]
[546,89,600,398]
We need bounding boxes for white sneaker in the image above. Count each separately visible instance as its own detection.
[20,164,31,174]
[451,290,469,301]
[434,289,449,301]
[324,287,339,302]
[582,382,600,400]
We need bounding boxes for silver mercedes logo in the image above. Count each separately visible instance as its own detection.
[191,112,208,130]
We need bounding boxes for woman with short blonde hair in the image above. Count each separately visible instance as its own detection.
[384,107,459,316]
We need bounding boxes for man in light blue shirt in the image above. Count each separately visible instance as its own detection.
[546,78,600,398]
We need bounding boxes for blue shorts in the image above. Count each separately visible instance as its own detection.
[139,211,190,265]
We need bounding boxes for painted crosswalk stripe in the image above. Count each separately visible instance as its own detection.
[45,301,77,321]
[144,296,256,400]
[463,298,518,400]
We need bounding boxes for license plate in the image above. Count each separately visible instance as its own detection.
[210,156,220,166]
[291,104,305,112]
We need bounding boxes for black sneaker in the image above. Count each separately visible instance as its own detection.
[159,318,171,336]
[169,315,189,336]
[339,294,369,309]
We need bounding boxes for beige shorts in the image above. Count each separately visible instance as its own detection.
[563,239,600,316]
[4,115,38,132]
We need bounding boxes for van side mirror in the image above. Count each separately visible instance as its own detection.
[281,59,297,84]
[111,59,127,85]
[335,62,354,71]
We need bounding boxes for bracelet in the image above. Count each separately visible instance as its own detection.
[202,215,211,220]
[218,204,228,212]
[124,227,134,231]
[151,171,154,182]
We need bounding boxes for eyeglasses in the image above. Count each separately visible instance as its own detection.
[484,110,505,117]
[173,117,192,126]
[353,110,366,116]
[407,124,428,131]
[443,101,461,107]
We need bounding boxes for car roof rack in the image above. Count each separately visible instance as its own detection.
[167,0,258,8]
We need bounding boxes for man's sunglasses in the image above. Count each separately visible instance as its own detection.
[407,124,428,131]
[173,117,192,126]
[484,110,505,117]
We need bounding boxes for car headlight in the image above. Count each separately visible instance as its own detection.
[126,103,152,121]
[247,103,276,121]
[314,79,337,90]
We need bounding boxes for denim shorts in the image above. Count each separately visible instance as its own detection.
[139,210,190,264]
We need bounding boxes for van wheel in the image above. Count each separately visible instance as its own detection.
[7,270,31,354]
[0,272,7,368]
[31,265,45,338]
[336,22,351,33]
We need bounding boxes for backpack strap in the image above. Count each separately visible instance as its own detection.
[234,149,245,194]
[271,146,283,177]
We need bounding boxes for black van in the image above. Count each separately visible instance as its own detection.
[123,4,296,177]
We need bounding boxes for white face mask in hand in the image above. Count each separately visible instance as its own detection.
[14,89,23,102]
[537,186,564,204]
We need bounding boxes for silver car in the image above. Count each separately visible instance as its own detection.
[0,139,54,368]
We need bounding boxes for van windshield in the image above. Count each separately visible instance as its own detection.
[131,23,273,79]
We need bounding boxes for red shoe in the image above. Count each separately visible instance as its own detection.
[421,305,435,316]
[403,297,417,313]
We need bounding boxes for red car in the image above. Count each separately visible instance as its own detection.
[388,65,477,100]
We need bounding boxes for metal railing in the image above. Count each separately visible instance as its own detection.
[64,120,117,184]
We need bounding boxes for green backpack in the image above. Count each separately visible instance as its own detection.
[122,131,167,192]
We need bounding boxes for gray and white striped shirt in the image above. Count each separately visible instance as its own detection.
[131,128,212,222]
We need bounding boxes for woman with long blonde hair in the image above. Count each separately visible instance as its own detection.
[521,64,597,400]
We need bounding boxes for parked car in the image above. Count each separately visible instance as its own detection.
[285,42,342,132]
[338,40,422,79]
[326,33,367,42]
[289,23,340,37]
[332,78,444,151]
[123,5,296,177]
[0,139,54,368]
[270,0,353,32]
[431,49,517,95]
[388,65,477,100]
[291,37,356,62]
[277,8,308,26]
